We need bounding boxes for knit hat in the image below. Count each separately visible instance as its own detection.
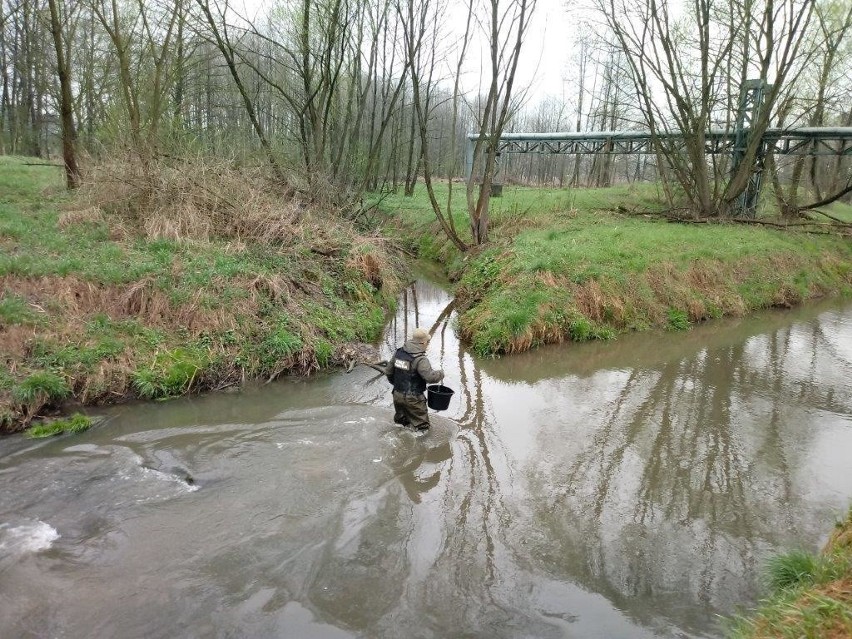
[411,327,430,343]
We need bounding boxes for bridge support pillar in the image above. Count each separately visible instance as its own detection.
[464,137,503,197]
[732,79,772,217]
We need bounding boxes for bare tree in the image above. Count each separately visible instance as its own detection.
[769,0,852,216]
[465,0,537,244]
[400,0,469,250]
[4,0,50,156]
[600,0,816,216]
[195,0,287,182]
[0,1,9,154]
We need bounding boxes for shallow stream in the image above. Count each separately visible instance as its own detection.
[2,273,851,638]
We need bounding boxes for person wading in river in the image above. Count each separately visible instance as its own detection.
[383,327,444,432]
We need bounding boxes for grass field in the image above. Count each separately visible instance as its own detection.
[3,159,851,429]
[376,181,852,356]
[1,156,402,432]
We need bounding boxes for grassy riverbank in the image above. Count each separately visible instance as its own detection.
[0,156,403,433]
[728,509,852,638]
[378,182,852,356]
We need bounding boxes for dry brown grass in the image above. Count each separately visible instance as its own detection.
[57,207,105,229]
[813,580,852,608]
[1,274,243,335]
[645,262,691,305]
[765,582,852,639]
[73,155,319,246]
[504,320,566,354]
[572,279,615,323]
[0,324,37,359]
[826,516,852,554]
[346,237,401,293]
[248,274,291,305]
[74,356,135,403]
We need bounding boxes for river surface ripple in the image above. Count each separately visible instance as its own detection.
[1,276,851,639]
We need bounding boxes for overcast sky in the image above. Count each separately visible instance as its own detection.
[236,0,579,103]
[511,0,577,102]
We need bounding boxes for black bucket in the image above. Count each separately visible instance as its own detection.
[427,384,454,411]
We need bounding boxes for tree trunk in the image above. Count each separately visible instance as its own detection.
[46,0,79,188]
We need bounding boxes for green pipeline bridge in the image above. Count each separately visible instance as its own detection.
[466,126,852,215]
[466,78,852,216]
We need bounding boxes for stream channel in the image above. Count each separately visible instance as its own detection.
[1,268,852,638]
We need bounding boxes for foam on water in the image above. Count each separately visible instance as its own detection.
[0,520,59,555]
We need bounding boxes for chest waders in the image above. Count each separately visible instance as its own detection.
[390,349,431,430]
[391,348,426,395]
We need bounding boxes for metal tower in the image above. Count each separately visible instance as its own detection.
[732,79,772,217]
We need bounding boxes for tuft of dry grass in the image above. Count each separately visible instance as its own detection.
[73,154,312,246]
[57,207,106,229]
[1,324,37,359]
[572,279,611,323]
[1,275,237,334]
[827,520,852,555]
[249,274,291,304]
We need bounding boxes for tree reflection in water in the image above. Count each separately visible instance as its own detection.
[347,278,851,636]
[511,307,852,632]
[8,273,850,639]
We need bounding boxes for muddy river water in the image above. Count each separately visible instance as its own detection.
[2,273,851,638]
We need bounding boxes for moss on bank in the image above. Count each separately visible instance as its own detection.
[726,509,852,638]
[378,182,852,356]
[1,156,404,433]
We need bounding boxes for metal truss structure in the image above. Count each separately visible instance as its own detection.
[467,79,851,216]
[466,127,852,160]
[465,124,852,216]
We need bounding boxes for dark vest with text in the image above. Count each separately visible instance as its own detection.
[391,348,426,395]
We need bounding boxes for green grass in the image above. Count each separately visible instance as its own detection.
[375,181,665,224]
[824,200,852,223]
[132,347,211,400]
[0,292,46,326]
[26,413,92,438]
[378,181,852,356]
[507,211,841,277]
[0,155,65,203]
[462,213,849,354]
[1,156,403,431]
[12,371,70,405]
[667,308,691,331]
[374,181,664,252]
[726,510,852,639]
